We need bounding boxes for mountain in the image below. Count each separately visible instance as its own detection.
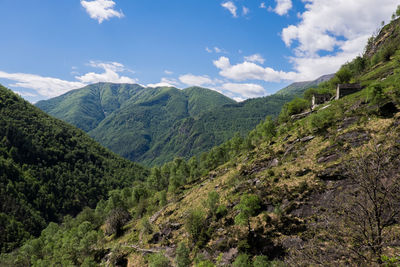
[4,16,400,266]
[36,78,328,166]
[274,73,334,96]
[0,84,148,252]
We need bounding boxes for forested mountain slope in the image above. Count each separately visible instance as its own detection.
[37,77,328,166]
[3,16,400,267]
[0,85,148,252]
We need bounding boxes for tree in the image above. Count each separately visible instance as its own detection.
[234,194,261,233]
[204,191,220,218]
[335,66,352,84]
[338,143,400,263]
[105,207,131,237]
[185,208,206,244]
[175,242,191,267]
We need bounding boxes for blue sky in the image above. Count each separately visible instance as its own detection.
[0,0,398,102]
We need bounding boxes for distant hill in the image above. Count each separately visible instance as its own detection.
[0,84,148,252]
[275,74,334,96]
[36,78,330,165]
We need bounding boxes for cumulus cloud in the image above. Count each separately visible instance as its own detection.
[0,61,137,99]
[273,0,292,16]
[221,1,238,18]
[213,56,297,82]
[279,0,398,80]
[164,70,173,75]
[244,54,265,64]
[179,74,213,86]
[81,0,124,23]
[222,83,266,98]
[75,61,137,84]
[0,71,86,98]
[147,77,179,88]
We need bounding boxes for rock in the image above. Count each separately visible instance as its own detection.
[295,168,311,176]
[291,111,312,120]
[281,236,303,250]
[269,158,278,167]
[317,154,339,163]
[220,247,238,265]
[337,130,370,148]
[300,135,315,142]
[317,164,346,181]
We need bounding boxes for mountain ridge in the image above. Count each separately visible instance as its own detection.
[36,76,330,165]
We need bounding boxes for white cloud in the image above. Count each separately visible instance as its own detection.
[221,1,238,18]
[14,91,39,97]
[179,74,213,86]
[214,47,222,53]
[233,96,245,102]
[75,61,137,84]
[222,83,266,98]
[273,0,292,16]
[279,0,398,80]
[242,6,250,16]
[260,2,267,9]
[205,47,213,53]
[244,54,265,64]
[213,56,297,82]
[147,77,179,88]
[81,0,124,23]
[0,71,86,98]
[164,70,173,75]
[0,60,137,99]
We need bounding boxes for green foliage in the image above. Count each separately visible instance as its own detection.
[253,255,271,267]
[175,242,191,267]
[235,194,261,232]
[185,208,206,245]
[204,191,220,217]
[37,83,310,166]
[0,84,147,252]
[195,260,216,267]
[148,252,170,267]
[233,254,252,267]
[335,66,352,84]
[279,97,309,122]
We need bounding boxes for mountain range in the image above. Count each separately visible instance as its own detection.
[36,75,331,166]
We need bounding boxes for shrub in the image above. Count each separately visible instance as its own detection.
[148,253,170,267]
[253,255,270,267]
[205,191,220,217]
[232,254,251,267]
[105,207,131,237]
[175,242,191,267]
[185,208,206,244]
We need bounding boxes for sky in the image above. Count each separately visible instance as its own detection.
[0,0,398,103]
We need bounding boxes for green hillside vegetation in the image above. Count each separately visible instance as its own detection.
[3,15,400,266]
[0,85,148,253]
[37,78,328,166]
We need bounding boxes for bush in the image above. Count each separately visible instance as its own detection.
[335,66,352,84]
[148,253,170,267]
[205,191,220,217]
[253,255,270,267]
[185,208,206,244]
[175,242,191,267]
[232,254,251,267]
[105,207,131,237]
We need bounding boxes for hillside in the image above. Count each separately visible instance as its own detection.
[3,16,400,267]
[0,85,148,253]
[37,77,328,166]
[274,74,334,96]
